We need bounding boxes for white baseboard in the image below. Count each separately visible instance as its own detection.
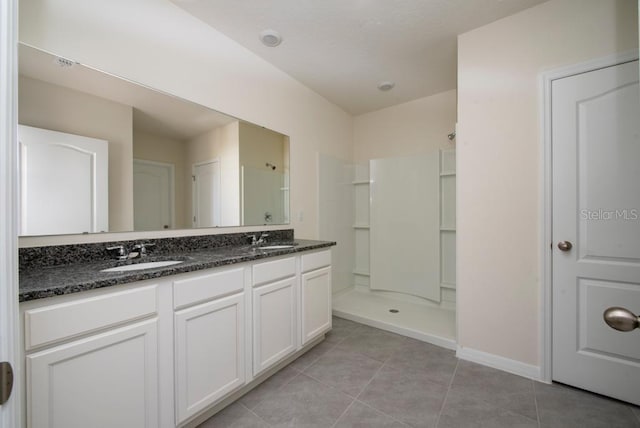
[456,345,541,381]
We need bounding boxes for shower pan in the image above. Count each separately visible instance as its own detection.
[319,150,457,349]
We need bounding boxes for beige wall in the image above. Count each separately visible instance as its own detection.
[187,122,240,226]
[457,0,638,366]
[353,89,457,162]
[133,130,188,228]
[18,75,134,232]
[18,0,353,246]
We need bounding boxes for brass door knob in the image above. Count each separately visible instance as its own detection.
[603,307,640,332]
[557,241,573,251]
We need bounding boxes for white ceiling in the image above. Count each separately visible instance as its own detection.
[172,0,547,115]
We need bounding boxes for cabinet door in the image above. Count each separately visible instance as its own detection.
[174,292,245,424]
[27,319,159,428]
[301,266,332,345]
[253,277,297,375]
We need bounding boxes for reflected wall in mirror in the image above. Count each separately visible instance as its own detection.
[17,44,290,236]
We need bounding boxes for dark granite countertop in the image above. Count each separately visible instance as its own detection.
[19,238,335,302]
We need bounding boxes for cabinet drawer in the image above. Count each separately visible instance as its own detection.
[301,250,331,273]
[173,267,244,309]
[252,257,296,286]
[25,285,158,351]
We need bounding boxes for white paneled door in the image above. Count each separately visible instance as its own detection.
[133,159,174,231]
[18,125,108,235]
[192,160,220,228]
[552,59,640,405]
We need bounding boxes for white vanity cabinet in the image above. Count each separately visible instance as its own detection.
[301,250,332,345]
[20,246,333,428]
[172,267,247,424]
[22,284,161,428]
[251,257,297,375]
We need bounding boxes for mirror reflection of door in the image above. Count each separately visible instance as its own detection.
[133,159,174,231]
[192,160,221,228]
[18,125,109,235]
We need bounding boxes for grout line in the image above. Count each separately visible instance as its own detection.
[211,318,453,427]
[300,370,361,400]
[299,341,338,372]
[282,365,359,428]
[434,358,459,428]
[243,366,302,411]
[239,401,273,427]
[624,406,640,427]
[351,359,411,425]
[336,321,428,427]
[354,359,386,401]
[277,369,302,390]
[327,331,351,347]
[353,399,412,427]
[329,399,356,428]
[532,380,541,428]
[293,339,339,373]
[449,360,542,423]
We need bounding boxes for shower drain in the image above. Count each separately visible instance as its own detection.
[389,309,399,313]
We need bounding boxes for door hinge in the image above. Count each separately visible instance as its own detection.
[0,361,14,405]
[192,175,196,182]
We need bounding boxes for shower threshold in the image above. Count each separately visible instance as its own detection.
[332,287,456,350]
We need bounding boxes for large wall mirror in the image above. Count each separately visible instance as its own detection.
[18,43,290,236]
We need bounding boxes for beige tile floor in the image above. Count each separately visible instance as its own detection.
[199,317,640,428]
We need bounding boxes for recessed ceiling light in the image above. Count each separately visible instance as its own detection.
[377,81,395,91]
[259,29,282,47]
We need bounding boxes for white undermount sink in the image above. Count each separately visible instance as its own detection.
[101,260,184,273]
[258,245,296,250]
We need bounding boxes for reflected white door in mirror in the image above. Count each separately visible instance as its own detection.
[18,125,108,236]
[192,160,221,228]
[133,159,175,231]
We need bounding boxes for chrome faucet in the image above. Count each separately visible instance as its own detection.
[247,233,269,246]
[106,242,155,260]
[106,245,129,261]
[132,242,155,258]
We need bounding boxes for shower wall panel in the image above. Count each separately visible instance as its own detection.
[370,154,440,301]
[318,154,354,294]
